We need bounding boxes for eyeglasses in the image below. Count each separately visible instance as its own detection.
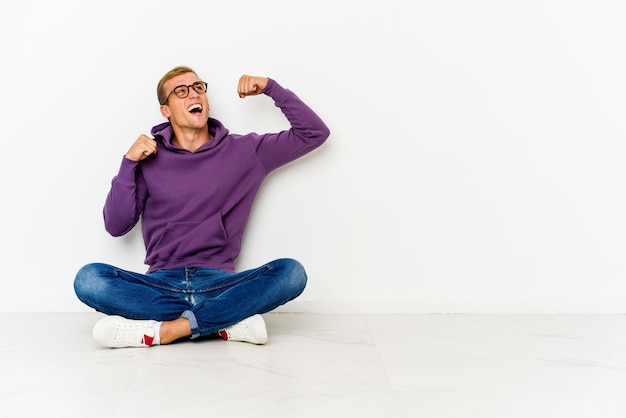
[161,81,208,105]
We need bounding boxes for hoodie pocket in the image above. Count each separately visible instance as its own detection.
[149,213,228,261]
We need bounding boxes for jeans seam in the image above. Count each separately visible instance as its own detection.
[125,269,185,293]
[194,265,270,293]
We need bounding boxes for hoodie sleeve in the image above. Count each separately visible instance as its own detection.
[103,157,147,236]
[253,79,330,173]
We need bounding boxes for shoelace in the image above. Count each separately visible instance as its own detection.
[114,324,150,345]
[225,321,249,340]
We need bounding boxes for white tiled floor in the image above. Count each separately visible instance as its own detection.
[2,313,626,417]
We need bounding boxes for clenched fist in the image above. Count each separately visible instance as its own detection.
[237,75,269,98]
[125,134,158,161]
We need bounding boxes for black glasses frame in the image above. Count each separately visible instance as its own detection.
[161,81,208,105]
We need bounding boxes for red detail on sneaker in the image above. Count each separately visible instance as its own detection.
[218,330,229,341]
[142,334,154,346]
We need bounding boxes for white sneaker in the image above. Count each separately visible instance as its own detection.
[218,314,268,345]
[92,315,156,348]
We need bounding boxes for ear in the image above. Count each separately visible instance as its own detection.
[160,105,171,119]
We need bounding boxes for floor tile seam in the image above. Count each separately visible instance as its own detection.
[364,314,405,417]
[107,357,149,416]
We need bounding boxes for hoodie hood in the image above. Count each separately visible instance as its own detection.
[150,117,230,152]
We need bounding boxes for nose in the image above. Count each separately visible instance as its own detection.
[187,87,200,99]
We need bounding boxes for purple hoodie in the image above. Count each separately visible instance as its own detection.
[103,79,330,273]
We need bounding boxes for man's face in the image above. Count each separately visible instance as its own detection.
[160,72,210,130]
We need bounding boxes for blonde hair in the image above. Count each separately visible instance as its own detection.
[157,66,198,105]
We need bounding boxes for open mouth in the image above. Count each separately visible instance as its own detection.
[187,104,203,114]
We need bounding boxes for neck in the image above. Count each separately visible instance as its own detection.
[171,125,212,152]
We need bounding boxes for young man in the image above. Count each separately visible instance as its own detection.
[74,66,330,348]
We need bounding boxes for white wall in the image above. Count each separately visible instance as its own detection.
[1,0,624,313]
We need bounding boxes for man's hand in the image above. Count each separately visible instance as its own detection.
[237,75,269,98]
[125,134,158,161]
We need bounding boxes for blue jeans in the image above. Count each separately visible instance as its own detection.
[73,258,307,339]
